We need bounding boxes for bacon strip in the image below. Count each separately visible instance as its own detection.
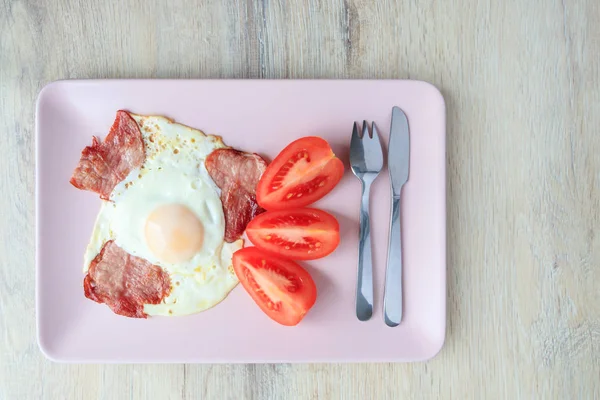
[84,241,171,318]
[205,149,268,242]
[70,111,145,200]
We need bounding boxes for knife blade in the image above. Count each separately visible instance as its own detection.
[388,106,410,193]
[383,106,410,327]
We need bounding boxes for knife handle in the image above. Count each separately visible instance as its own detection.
[356,179,374,321]
[384,193,403,326]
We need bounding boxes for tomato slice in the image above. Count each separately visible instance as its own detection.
[232,247,317,326]
[256,136,344,210]
[246,208,340,260]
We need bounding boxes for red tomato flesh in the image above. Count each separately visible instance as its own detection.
[246,208,340,260]
[256,137,344,210]
[232,247,317,326]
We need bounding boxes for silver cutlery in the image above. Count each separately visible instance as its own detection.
[350,121,384,321]
[383,106,410,327]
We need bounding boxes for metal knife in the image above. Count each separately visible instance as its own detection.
[383,106,410,327]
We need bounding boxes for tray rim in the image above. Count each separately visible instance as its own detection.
[35,78,447,363]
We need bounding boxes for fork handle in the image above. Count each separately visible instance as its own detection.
[356,179,374,321]
[383,193,403,326]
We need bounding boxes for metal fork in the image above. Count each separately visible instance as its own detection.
[350,121,384,321]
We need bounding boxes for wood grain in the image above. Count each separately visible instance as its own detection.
[1,0,599,398]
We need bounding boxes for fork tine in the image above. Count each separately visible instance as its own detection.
[351,121,361,148]
[371,122,380,142]
[352,121,360,139]
[350,121,363,164]
[362,120,370,139]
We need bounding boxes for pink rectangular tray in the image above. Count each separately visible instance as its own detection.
[36,79,446,363]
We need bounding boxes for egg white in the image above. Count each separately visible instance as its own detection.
[84,114,243,317]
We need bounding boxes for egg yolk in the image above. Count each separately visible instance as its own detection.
[145,204,204,263]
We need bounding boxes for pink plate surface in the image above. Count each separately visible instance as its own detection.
[36,80,446,363]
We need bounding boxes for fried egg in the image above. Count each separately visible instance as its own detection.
[84,114,243,316]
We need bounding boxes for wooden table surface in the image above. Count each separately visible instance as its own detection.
[1,0,599,398]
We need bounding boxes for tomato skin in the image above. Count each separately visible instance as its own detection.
[232,247,317,326]
[246,208,340,260]
[256,137,344,210]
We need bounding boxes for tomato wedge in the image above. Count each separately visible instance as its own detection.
[232,247,317,326]
[256,137,344,210]
[246,208,340,260]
